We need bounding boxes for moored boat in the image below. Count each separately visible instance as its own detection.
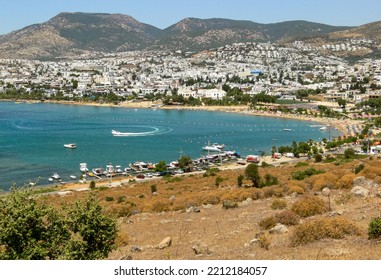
[202,142,225,152]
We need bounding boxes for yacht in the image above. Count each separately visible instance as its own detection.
[202,142,225,152]
[51,173,61,180]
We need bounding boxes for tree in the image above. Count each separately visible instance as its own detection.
[337,98,347,108]
[0,188,117,260]
[154,160,167,172]
[178,155,192,169]
[344,148,356,159]
[245,163,261,188]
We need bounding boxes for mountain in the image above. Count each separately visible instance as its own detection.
[0,12,378,60]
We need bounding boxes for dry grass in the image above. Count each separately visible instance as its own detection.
[40,157,381,260]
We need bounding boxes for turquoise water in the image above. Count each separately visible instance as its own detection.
[0,102,340,189]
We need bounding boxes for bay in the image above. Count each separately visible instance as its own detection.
[0,101,340,190]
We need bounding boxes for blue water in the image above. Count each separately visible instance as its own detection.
[0,102,340,189]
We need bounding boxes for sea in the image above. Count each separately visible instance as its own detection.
[0,101,341,190]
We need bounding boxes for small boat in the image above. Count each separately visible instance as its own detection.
[51,173,61,180]
[64,143,77,149]
[70,175,76,179]
[48,178,54,182]
[319,126,328,131]
[92,168,104,176]
[283,128,292,131]
[79,163,88,173]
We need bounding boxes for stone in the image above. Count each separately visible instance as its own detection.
[186,206,201,213]
[351,186,370,197]
[192,243,211,255]
[130,245,143,253]
[157,236,172,249]
[269,223,288,234]
[322,187,331,196]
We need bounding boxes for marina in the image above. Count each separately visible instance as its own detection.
[0,101,341,190]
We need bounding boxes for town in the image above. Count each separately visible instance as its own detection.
[0,40,380,111]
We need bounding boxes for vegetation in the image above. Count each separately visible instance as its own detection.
[292,167,325,180]
[0,187,117,260]
[368,217,381,239]
[291,217,361,246]
[245,163,260,187]
[291,196,328,218]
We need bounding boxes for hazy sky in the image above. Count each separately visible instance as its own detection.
[1,0,380,35]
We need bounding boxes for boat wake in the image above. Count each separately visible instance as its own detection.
[111,125,172,137]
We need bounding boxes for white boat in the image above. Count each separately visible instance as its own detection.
[202,142,225,152]
[319,126,328,131]
[283,128,292,131]
[51,173,61,180]
[92,168,104,176]
[70,175,76,179]
[64,143,77,149]
[111,128,159,137]
[79,163,88,173]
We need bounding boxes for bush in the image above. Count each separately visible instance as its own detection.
[150,184,157,193]
[368,217,381,239]
[354,164,365,174]
[258,233,271,250]
[260,173,279,187]
[335,173,357,189]
[294,162,309,168]
[292,167,325,180]
[215,176,224,187]
[237,174,244,187]
[222,200,238,210]
[271,199,287,210]
[259,216,277,230]
[105,196,114,202]
[314,154,323,163]
[291,217,361,246]
[275,210,300,226]
[89,180,96,189]
[291,196,328,218]
[344,148,356,159]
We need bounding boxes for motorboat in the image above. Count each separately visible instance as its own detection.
[92,168,104,177]
[283,128,292,131]
[319,126,328,131]
[70,175,77,179]
[79,163,88,173]
[51,173,61,180]
[64,143,77,149]
[202,142,225,152]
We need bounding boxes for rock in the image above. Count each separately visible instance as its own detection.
[157,236,172,249]
[322,187,331,196]
[169,195,176,203]
[186,206,201,213]
[269,223,288,234]
[351,186,370,197]
[249,238,259,245]
[202,204,213,209]
[130,245,143,253]
[119,255,133,260]
[192,243,211,255]
[353,176,376,188]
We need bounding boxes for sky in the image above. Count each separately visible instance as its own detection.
[1,0,380,35]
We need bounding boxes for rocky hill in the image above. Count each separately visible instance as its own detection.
[0,12,379,60]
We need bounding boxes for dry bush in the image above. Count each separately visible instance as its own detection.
[359,165,381,180]
[115,229,129,247]
[335,173,357,189]
[308,173,337,191]
[291,196,328,218]
[150,201,171,212]
[252,188,264,200]
[271,198,287,210]
[259,216,277,230]
[290,216,361,246]
[287,185,305,195]
[258,233,271,250]
[275,210,300,226]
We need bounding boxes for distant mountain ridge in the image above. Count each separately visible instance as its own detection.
[0,12,379,59]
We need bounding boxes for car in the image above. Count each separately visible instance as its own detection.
[136,174,145,179]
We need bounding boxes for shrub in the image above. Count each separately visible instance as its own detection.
[222,200,238,210]
[344,148,356,159]
[89,180,96,189]
[259,216,277,230]
[258,233,271,250]
[291,196,328,218]
[291,217,361,246]
[368,217,381,239]
[314,154,323,163]
[237,174,244,187]
[105,196,114,202]
[245,163,261,188]
[215,176,224,187]
[275,210,300,226]
[335,173,357,189]
[261,162,272,168]
[271,199,287,210]
[150,184,157,193]
[294,162,309,168]
[261,173,279,187]
[117,196,126,204]
[292,168,325,180]
[354,164,365,174]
